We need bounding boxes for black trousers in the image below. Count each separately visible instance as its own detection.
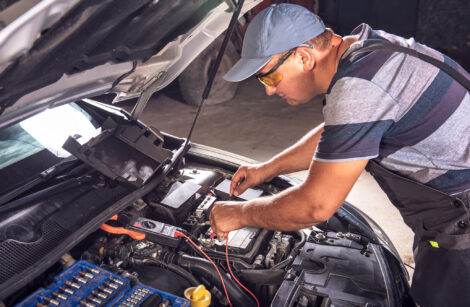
[366,161,470,306]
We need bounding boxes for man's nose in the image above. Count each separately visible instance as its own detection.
[264,84,276,96]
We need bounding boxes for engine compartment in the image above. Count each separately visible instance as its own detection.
[6,164,401,306]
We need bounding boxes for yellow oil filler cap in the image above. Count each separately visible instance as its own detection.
[184,284,211,307]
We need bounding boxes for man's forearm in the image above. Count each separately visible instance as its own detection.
[263,123,324,178]
[210,159,368,237]
[240,183,327,231]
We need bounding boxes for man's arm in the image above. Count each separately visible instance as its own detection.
[210,158,368,236]
[230,123,324,196]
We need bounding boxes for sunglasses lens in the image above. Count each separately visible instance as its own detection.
[258,76,272,86]
[258,72,283,87]
[270,72,283,85]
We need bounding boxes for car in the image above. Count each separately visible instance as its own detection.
[0,1,414,306]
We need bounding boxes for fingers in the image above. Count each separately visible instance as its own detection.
[209,214,225,238]
[233,179,250,197]
[216,230,225,238]
[230,168,246,196]
[209,202,243,238]
[209,205,222,237]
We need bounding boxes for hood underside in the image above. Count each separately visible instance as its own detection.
[0,0,259,125]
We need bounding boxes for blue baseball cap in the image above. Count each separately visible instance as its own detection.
[224,3,325,82]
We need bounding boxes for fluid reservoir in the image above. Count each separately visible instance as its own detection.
[184,284,211,307]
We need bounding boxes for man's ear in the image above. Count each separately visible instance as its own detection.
[295,47,315,71]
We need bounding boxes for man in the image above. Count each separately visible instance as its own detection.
[209,3,470,306]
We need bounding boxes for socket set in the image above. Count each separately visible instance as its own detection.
[15,260,189,307]
[115,286,189,307]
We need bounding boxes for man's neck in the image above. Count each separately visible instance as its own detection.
[332,34,357,70]
[317,34,357,93]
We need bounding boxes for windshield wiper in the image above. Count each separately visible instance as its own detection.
[0,174,96,215]
[0,156,80,207]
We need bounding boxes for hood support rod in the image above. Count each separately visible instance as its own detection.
[182,0,245,154]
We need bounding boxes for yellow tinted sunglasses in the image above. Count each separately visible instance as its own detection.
[256,44,313,87]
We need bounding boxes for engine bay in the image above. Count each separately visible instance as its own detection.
[5,164,400,306]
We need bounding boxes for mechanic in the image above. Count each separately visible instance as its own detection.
[208,3,470,306]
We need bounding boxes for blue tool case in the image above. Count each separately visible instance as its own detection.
[15,260,189,307]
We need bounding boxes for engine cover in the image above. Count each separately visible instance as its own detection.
[271,234,388,306]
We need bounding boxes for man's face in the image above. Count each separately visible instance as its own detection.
[256,48,321,106]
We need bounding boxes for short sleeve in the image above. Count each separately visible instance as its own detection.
[314,77,398,162]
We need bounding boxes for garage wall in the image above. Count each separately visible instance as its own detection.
[317,0,470,70]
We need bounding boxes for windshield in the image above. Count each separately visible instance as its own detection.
[0,103,101,170]
[0,103,101,195]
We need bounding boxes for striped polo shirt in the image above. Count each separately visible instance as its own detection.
[314,24,470,195]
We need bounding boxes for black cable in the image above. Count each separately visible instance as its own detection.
[404,263,415,271]
[176,230,209,259]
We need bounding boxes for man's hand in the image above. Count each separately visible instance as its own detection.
[211,159,368,233]
[209,201,245,238]
[230,164,272,197]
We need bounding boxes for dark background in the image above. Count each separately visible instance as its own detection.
[248,0,470,71]
[319,0,470,70]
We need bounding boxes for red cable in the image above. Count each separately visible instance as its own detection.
[225,233,260,307]
[174,231,233,307]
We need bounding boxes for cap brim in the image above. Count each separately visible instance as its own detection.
[223,56,272,82]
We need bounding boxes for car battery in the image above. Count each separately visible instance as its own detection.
[147,180,202,225]
[214,179,263,200]
[204,227,261,254]
[15,260,189,307]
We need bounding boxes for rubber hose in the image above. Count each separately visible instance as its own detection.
[292,230,306,253]
[237,269,286,286]
[271,230,307,270]
[336,207,380,244]
[270,256,293,270]
[132,258,200,286]
[178,254,255,306]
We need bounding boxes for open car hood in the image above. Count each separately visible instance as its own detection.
[0,0,259,127]
[0,2,413,304]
